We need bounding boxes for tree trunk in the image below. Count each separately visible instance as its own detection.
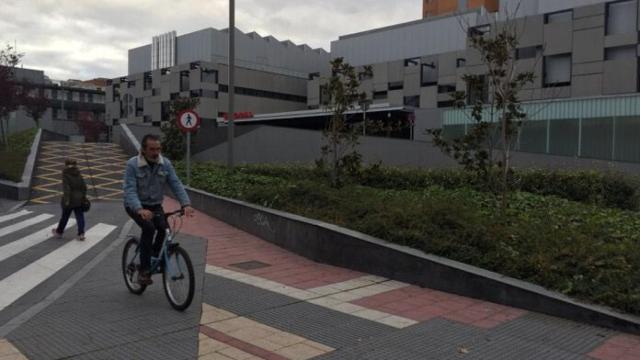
[501,115,509,211]
[0,117,7,148]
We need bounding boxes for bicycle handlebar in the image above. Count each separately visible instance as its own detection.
[164,209,185,218]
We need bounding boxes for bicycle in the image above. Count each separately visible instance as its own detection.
[121,208,195,311]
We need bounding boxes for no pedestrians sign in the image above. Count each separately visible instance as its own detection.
[176,110,201,133]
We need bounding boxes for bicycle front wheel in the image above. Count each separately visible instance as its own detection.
[122,237,146,295]
[162,246,195,311]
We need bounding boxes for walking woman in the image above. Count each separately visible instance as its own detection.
[52,159,87,240]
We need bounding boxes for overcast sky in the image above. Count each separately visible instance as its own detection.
[1,0,420,81]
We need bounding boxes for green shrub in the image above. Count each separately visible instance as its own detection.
[355,166,640,211]
[0,128,38,182]
[178,162,640,315]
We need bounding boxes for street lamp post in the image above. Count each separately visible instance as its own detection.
[227,0,235,168]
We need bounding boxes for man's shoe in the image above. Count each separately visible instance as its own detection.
[137,271,153,285]
[51,228,62,239]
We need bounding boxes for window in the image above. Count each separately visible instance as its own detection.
[170,92,180,100]
[421,62,438,86]
[218,84,306,103]
[161,68,171,75]
[607,0,636,35]
[438,84,456,93]
[516,46,540,60]
[113,85,120,100]
[79,93,86,103]
[161,101,170,122]
[201,69,218,83]
[467,75,488,104]
[319,84,328,105]
[127,81,136,89]
[605,45,637,60]
[437,100,456,108]
[309,72,320,80]
[404,96,420,107]
[201,89,218,98]
[143,115,152,123]
[456,58,466,68]
[136,98,144,116]
[152,88,161,96]
[545,10,572,24]
[468,24,490,37]
[544,54,572,87]
[388,82,404,91]
[144,72,152,90]
[87,93,93,103]
[404,57,420,67]
[180,71,190,91]
[190,61,201,70]
[67,91,73,101]
[373,91,387,100]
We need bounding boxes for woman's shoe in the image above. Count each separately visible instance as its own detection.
[78,233,86,241]
[51,228,62,239]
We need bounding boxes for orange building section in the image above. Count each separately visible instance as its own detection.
[423,0,499,18]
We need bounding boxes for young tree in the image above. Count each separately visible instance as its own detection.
[429,12,535,209]
[160,96,200,161]
[76,111,107,142]
[0,44,24,147]
[320,58,372,187]
[22,85,50,128]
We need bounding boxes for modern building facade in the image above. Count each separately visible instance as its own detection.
[305,0,640,162]
[5,67,106,139]
[110,0,640,164]
[106,27,330,128]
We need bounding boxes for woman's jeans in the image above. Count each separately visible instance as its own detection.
[56,206,85,235]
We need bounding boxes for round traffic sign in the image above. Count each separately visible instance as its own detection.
[176,110,201,133]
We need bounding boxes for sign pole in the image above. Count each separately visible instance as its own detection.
[227,0,236,168]
[176,109,200,187]
[186,131,191,186]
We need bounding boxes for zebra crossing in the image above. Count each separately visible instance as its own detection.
[0,208,118,314]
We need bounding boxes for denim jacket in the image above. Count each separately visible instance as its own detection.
[123,155,190,211]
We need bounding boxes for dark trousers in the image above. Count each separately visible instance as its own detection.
[126,205,167,272]
[56,206,85,235]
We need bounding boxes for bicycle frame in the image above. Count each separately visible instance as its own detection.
[131,211,186,279]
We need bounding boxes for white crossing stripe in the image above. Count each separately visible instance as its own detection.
[0,223,117,312]
[0,210,32,225]
[0,220,77,263]
[0,214,54,238]
[205,265,418,328]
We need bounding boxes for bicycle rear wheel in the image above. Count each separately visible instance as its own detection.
[122,237,147,295]
[162,246,195,311]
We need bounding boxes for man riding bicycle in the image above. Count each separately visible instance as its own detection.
[123,134,194,285]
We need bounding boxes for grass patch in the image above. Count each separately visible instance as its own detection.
[176,162,640,316]
[0,128,38,182]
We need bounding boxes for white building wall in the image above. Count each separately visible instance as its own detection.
[499,0,611,19]
[330,12,478,67]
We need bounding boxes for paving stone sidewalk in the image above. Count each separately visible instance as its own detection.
[166,198,640,360]
[2,197,640,359]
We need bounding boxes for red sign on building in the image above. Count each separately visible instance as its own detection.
[221,112,254,121]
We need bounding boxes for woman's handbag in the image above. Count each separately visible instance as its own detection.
[81,197,91,212]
